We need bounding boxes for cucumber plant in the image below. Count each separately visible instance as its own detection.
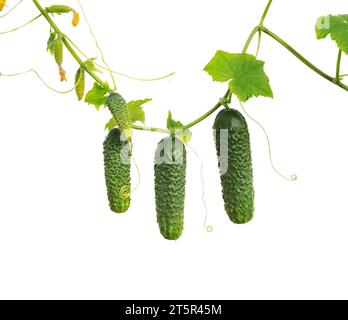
[1,0,348,240]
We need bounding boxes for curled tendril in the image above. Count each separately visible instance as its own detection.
[186,143,214,234]
[0,0,24,19]
[76,0,116,91]
[0,14,42,35]
[0,69,78,94]
[64,35,175,82]
[239,100,298,182]
[119,186,131,200]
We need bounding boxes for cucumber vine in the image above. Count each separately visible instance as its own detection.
[2,0,348,239]
[1,0,347,136]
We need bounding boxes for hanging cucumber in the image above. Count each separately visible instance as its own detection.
[154,136,187,240]
[213,109,254,224]
[103,128,132,213]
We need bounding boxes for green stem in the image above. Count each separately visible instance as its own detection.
[32,0,112,93]
[242,26,259,54]
[260,26,348,92]
[132,125,169,134]
[243,0,274,54]
[255,30,262,57]
[259,0,273,26]
[336,50,342,82]
[30,0,348,136]
[183,100,223,130]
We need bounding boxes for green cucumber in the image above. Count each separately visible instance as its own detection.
[107,93,133,140]
[103,128,132,213]
[154,136,187,240]
[213,109,254,224]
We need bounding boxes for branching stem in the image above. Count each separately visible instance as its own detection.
[32,0,111,93]
[26,0,348,135]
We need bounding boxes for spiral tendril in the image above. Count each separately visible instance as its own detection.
[186,144,213,233]
[239,100,298,182]
[119,186,131,200]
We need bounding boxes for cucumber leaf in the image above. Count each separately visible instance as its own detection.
[204,51,273,102]
[85,82,108,110]
[47,32,57,55]
[167,111,192,143]
[128,98,152,124]
[105,118,117,131]
[84,58,102,73]
[316,15,348,53]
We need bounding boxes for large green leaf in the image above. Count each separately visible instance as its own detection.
[128,99,152,124]
[204,51,273,102]
[84,82,109,110]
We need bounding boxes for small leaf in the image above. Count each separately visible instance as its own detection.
[85,82,109,110]
[204,51,273,102]
[167,111,192,143]
[84,58,102,73]
[127,99,152,124]
[316,15,348,53]
[105,118,117,131]
[47,32,57,55]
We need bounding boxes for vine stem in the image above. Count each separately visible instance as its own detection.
[243,0,273,54]
[30,0,227,134]
[242,26,259,54]
[29,0,348,135]
[260,26,348,92]
[259,0,273,27]
[336,50,342,82]
[32,0,112,94]
[132,125,169,134]
[184,100,223,130]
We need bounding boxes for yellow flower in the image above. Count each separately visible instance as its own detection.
[59,66,67,82]
[72,10,80,27]
[0,0,7,12]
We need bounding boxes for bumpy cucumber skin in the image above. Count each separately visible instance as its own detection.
[213,109,254,224]
[107,93,133,140]
[154,137,187,240]
[103,128,132,213]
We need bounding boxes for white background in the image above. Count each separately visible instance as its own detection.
[0,0,348,300]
